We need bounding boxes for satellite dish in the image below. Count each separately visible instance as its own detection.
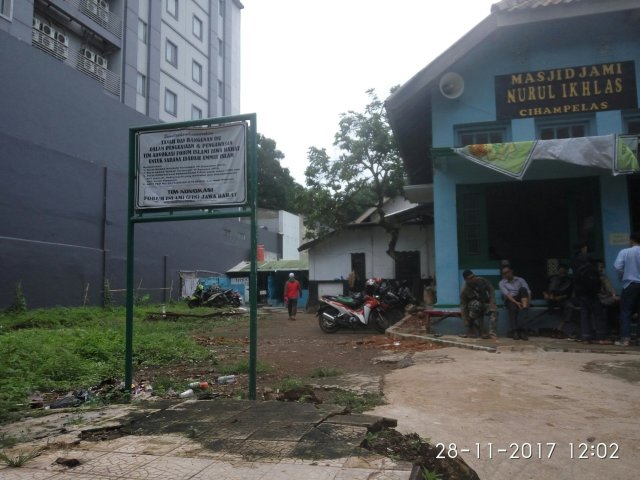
[439,72,465,99]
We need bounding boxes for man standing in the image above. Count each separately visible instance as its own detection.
[543,263,575,338]
[460,270,498,339]
[499,265,531,340]
[614,232,640,346]
[572,243,606,343]
[284,273,302,321]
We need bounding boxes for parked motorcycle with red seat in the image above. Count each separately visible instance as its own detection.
[317,280,388,333]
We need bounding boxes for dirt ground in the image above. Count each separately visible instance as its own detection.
[137,307,440,397]
[10,308,640,479]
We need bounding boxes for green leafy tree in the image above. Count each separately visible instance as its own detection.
[303,88,405,257]
[257,134,305,213]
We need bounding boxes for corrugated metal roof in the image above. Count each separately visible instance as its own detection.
[492,0,583,13]
[227,259,308,273]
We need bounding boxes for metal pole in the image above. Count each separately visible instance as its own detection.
[248,114,258,400]
[124,129,136,396]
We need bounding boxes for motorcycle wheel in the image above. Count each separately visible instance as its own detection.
[372,310,390,333]
[318,306,340,333]
[212,296,227,308]
[187,299,199,309]
[231,298,241,307]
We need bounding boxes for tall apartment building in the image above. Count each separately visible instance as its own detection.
[0,0,257,309]
[0,0,242,120]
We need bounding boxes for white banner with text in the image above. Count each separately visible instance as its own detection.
[136,123,247,209]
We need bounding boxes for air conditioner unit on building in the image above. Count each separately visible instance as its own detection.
[98,0,110,12]
[95,65,108,81]
[80,58,96,74]
[39,35,55,50]
[85,0,98,15]
[81,47,97,62]
[32,18,42,30]
[40,23,54,38]
[95,54,108,68]
[55,31,69,47]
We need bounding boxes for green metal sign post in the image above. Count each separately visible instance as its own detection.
[125,114,258,399]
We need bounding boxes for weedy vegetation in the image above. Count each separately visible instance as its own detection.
[0,304,245,423]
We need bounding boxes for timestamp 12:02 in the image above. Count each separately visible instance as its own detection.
[435,442,620,460]
[570,442,619,459]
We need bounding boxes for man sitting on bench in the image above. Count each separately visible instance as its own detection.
[499,265,532,340]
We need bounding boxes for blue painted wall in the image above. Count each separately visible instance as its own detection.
[428,11,637,313]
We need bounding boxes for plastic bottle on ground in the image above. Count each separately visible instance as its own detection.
[216,375,236,384]
[179,388,195,398]
[188,382,209,390]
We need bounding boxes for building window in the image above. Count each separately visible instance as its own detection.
[164,89,177,116]
[626,116,640,135]
[136,73,147,97]
[538,122,588,140]
[219,0,225,16]
[218,80,223,98]
[191,105,202,120]
[192,60,202,85]
[218,38,223,57]
[165,39,177,67]
[457,127,506,147]
[137,19,147,43]
[1,0,13,19]
[192,15,203,40]
[166,0,178,19]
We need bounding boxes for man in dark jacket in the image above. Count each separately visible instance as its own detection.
[543,263,575,338]
[571,243,608,343]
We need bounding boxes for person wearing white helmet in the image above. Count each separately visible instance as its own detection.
[284,272,302,320]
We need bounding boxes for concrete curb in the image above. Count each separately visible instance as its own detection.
[386,313,640,355]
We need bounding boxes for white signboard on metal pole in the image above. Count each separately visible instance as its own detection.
[136,122,247,209]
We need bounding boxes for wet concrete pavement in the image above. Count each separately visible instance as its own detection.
[376,313,640,480]
[0,398,413,480]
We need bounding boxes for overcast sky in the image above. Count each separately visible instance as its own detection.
[240,0,498,184]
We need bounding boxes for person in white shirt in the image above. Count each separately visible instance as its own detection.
[613,232,640,346]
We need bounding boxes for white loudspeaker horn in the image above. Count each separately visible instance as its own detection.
[439,72,465,99]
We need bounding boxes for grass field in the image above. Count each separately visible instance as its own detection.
[0,304,245,423]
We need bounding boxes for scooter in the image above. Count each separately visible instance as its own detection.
[317,290,388,333]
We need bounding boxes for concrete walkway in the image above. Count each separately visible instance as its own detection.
[0,399,413,480]
[376,313,640,480]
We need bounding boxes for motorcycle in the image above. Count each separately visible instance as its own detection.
[186,283,229,308]
[222,288,242,307]
[317,286,388,334]
[376,279,417,326]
